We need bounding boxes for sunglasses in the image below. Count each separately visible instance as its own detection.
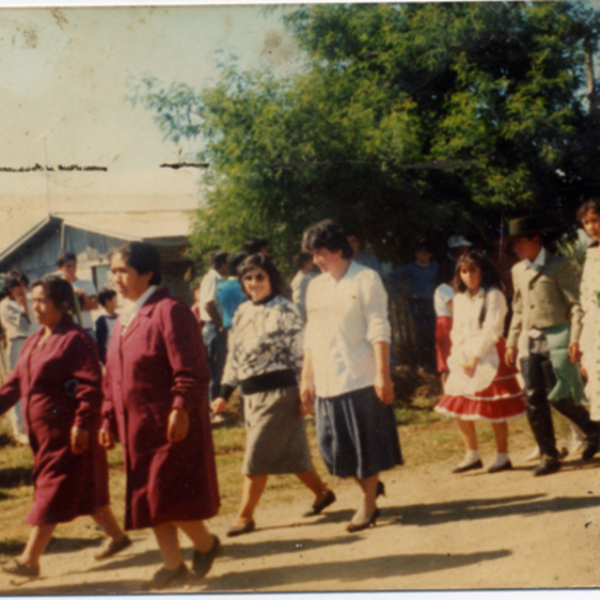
[243,272,267,283]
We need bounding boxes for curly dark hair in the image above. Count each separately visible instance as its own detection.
[576,196,600,222]
[3,269,29,296]
[453,251,501,294]
[237,253,282,296]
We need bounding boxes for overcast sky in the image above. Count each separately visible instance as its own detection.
[0,4,298,246]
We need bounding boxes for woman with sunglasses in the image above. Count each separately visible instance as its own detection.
[211,253,334,537]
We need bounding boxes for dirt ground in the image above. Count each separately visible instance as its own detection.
[1,442,600,595]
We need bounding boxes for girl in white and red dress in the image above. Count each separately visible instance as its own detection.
[435,252,526,474]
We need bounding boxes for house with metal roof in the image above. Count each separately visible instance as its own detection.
[0,209,196,305]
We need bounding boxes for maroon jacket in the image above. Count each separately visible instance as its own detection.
[0,316,109,525]
[102,287,219,530]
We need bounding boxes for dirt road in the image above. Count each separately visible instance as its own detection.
[2,444,600,595]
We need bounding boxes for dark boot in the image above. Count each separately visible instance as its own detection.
[552,397,600,461]
[520,356,559,461]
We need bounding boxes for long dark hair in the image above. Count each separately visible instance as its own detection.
[454,252,501,327]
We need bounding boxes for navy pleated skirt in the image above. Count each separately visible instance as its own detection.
[315,386,403,479]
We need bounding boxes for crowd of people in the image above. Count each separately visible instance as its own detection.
[0,202,600,589]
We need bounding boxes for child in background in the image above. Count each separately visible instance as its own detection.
[433,261,455,386]
[435,252,526,474]
[95,288,119,365]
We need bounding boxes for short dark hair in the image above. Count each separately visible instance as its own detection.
[237,253,282,296]
[302,219,353,259]
[227,252,247,277]
[295,252,313,270]
[577,196,600,222]
[210,251,229,271]
[4,269,29,295]
[56,250,77,268]
[453,251,501,294]
[98,287,117,307]
[31,275,75,314]
[111,241,162,285]
[244,237,268,255]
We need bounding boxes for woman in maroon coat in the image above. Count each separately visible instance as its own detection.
[0,276,128,578]
[101,241,220,590]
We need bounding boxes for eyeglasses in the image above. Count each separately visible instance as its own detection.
[243,273,267,283]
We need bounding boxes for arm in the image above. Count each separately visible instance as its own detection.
[95,316,108,364]
[0,362,23,416]
[211,312,241,415]
[204,300,224,329]
[300,348,316,415]
[506,268,523,367]
[556,259,584,361]
[373,341,394,404]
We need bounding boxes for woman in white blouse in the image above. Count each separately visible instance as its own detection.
[300,220,402,533]
[0,269,39,444]
[435,252,526,474]
[211,253,333,537]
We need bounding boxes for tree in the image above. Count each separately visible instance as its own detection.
[131,2,600,267]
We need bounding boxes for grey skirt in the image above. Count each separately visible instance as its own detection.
[243,386,313,475]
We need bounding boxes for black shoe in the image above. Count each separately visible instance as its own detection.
[375,481,386,498]
[452,459,483,474]
[144,563,189,590]
[226,519,255,537]
[346,508,380,533]
[303,490,336,517]
[191,535,221,580]
[2,559,39,578]
[582,440,600,462]
[487,459,513,474]
[533,457,561,477]
[94,535,132,560]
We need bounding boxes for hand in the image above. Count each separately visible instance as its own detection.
[581,366,589,379]
[70,426,89,454]
[505,347,518,368]
[374,371,394,405]
[167,408,189,443]
[462,356,479,378]
[211,397,228,415]
[569,342,582,364]
[300,379,316,416]
[99,428,115,450]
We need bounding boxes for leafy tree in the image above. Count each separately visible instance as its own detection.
[131,2,600,267]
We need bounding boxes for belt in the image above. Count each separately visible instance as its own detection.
[240,369,297,395]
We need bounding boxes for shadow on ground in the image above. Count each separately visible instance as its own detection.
[0,467,32,489]
[201,549,512,591]
[384,493,600,526]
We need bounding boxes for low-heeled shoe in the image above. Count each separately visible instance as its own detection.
[94,535,132,560]
[144,563,189,590]
[191,535,221,580]
[303,490,336,517]
[226,519,255,537]
[487,459,513,474]
[582,440,600,462]
[346,508,380,533]
[533,458,561,477]
[375,481,386,498]
[452,459,483,474]
[2,559,39,578]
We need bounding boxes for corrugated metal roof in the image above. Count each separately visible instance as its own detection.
[54,210,193,241]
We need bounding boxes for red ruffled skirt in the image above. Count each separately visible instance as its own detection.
[435,316,452,374]
[435,339,526,422]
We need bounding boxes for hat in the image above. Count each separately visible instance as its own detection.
[447,235,472,249]
[507,217,555,239]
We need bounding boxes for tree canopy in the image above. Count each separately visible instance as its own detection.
[131,2,600,266]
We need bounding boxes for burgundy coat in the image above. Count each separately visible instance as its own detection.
[0,317,109,526]
[102,287,219,530]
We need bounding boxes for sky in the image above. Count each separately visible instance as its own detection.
[0,4,299,248]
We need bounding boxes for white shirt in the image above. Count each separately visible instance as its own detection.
[199,269,223,322]
[0,296,38,340]
[290,270,314,319]
[434,283,454,317]
[524,246,546,271]
[71,278,97,330]
[119,285,158,330]
[304,260,391,398]
[444,287,507,396]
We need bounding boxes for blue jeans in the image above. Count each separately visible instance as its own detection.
[202,322,228,402]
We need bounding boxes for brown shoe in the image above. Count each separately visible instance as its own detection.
[191,535,221,580]
[226,519,255,537]
[94,535,132,560]
[303,490,336,517]
[144,563,189,590]
[2,559,39,578]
